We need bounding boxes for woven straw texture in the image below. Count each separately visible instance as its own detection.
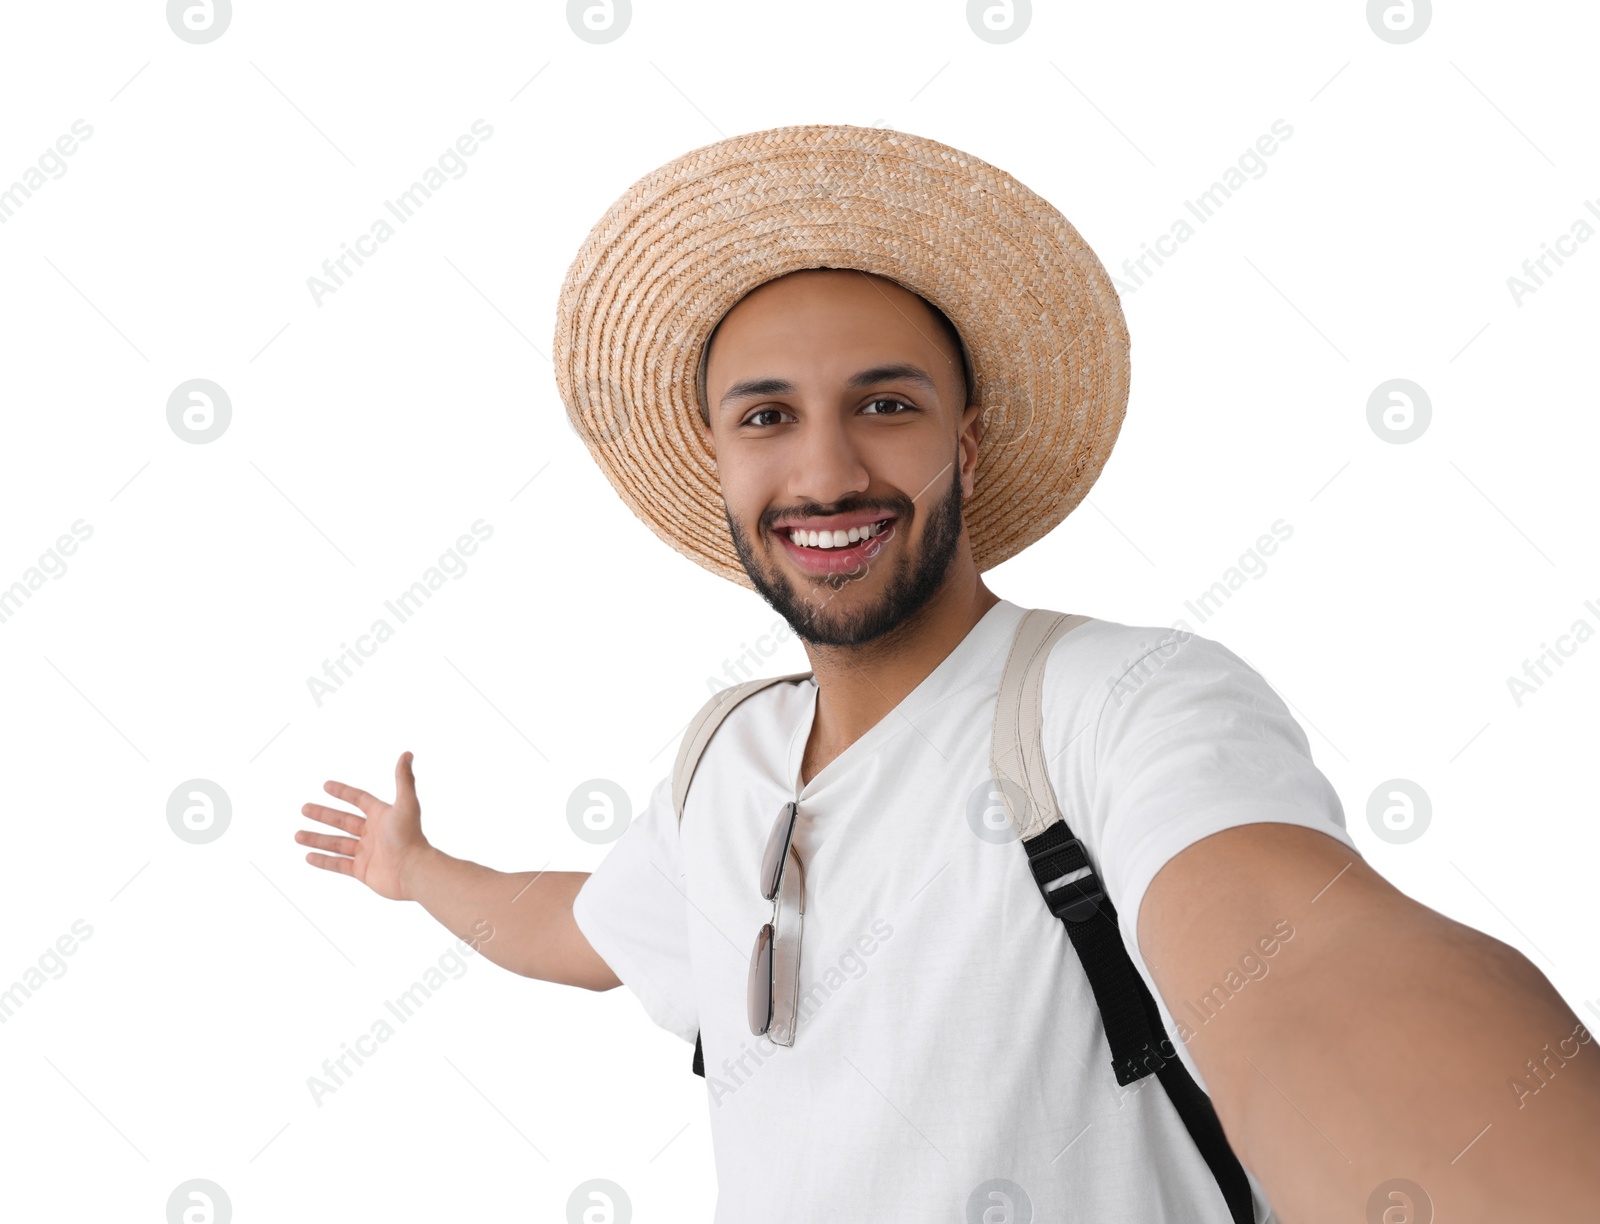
[552,123,1130,591]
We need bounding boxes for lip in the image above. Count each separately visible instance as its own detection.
[776,510,896,533]
[776,516,898,576]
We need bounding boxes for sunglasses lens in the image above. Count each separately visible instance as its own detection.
[748,923,774,1035]
[760,801,798,901]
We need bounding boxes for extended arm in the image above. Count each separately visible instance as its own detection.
[402,848,622,991]
[1138,822,1600,1222]
[297,750,622,992]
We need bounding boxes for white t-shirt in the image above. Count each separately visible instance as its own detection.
[573,598,1358,1222]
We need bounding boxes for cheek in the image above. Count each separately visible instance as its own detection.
[716,442,791,501]
[717,470,771,530]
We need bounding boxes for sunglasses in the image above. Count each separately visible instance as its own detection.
[749,799,806,1044]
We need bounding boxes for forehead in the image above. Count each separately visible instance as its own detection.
[696,269,969,425]
[700,270,952,392]
[714,268,929,334]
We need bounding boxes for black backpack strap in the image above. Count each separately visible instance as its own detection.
[672,670,814,1079]
[994,608,1256,1224]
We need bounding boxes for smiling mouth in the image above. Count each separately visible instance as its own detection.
[778,516,894,550]
[775,515,898,574]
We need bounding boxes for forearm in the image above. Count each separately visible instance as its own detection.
[1207,900,1600,1220]
[1142,825,1600,1221]
[401,846,615,990]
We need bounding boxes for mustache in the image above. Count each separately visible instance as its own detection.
[761,498,911,532]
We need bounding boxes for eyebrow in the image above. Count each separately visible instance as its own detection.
[718,363,938,412]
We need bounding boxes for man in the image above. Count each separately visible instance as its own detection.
[296,126,1599,1221]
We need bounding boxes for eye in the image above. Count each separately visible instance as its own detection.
[861,397,914,415]
[740,407,792,428]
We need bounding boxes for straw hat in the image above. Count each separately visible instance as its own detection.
[552,123,1130,591]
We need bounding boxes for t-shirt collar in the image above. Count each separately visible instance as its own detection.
[785,598,1027,800]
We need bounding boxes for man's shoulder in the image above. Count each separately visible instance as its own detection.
[1038,613,1254,738]
[1042,613,1231,691]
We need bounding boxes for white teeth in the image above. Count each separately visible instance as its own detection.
[790,519,888,549]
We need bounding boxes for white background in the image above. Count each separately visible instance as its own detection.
[1,1,1595,1220]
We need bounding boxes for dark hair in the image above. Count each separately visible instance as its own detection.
[696,277,974,429]
[924,295,974,414]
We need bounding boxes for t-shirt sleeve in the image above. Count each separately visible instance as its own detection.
[570,773,699,1044]
[1085,631,1360,1085]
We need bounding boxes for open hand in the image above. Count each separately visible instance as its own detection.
[296,751,431,901]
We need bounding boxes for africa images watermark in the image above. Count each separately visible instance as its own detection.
[1505,196,1599,307]
[705,916,894,1106]
[1177,517,1295,628]
[1507,1021,1591,1110]
[1503,595,1600,708]
[1104,625,1198,710]
[306,921,494,1106]
[1110,919,1296,1110]
[1111,120,1295,295]
[700,498,904,693]
[0,918,95,1025]
[705,613,799,694]
[305,120,494,306]
[1099,516,1295,711]
[302,518,489,707]
[0,119,93,226]
[0,518,94,628]
[305,518,494,707]
[1169,919,1295,1045]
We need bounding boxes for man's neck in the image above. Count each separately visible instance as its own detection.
[798,569,1001,787]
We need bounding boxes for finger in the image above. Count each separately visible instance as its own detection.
[300,802,366,835]
[323,779,383,817]
[295,830,359,857]
[304,852,355,877]
[395,751,417,804]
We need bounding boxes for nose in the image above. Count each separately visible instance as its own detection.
[784,409,870,510]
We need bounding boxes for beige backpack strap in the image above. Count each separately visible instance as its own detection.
[990,607,1089,841]
[989,607,1258,1221]
[672,671,813,825]
[681,668,811,1082]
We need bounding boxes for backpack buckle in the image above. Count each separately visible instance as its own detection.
[1025,834,1107,923]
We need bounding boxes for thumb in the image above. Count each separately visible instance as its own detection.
[396,750,417,801]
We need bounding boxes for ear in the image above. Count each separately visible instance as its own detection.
[957,401,983,497]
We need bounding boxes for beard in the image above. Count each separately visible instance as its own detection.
[725,457,966,648]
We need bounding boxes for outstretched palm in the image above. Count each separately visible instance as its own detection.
[296,751,429,901]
